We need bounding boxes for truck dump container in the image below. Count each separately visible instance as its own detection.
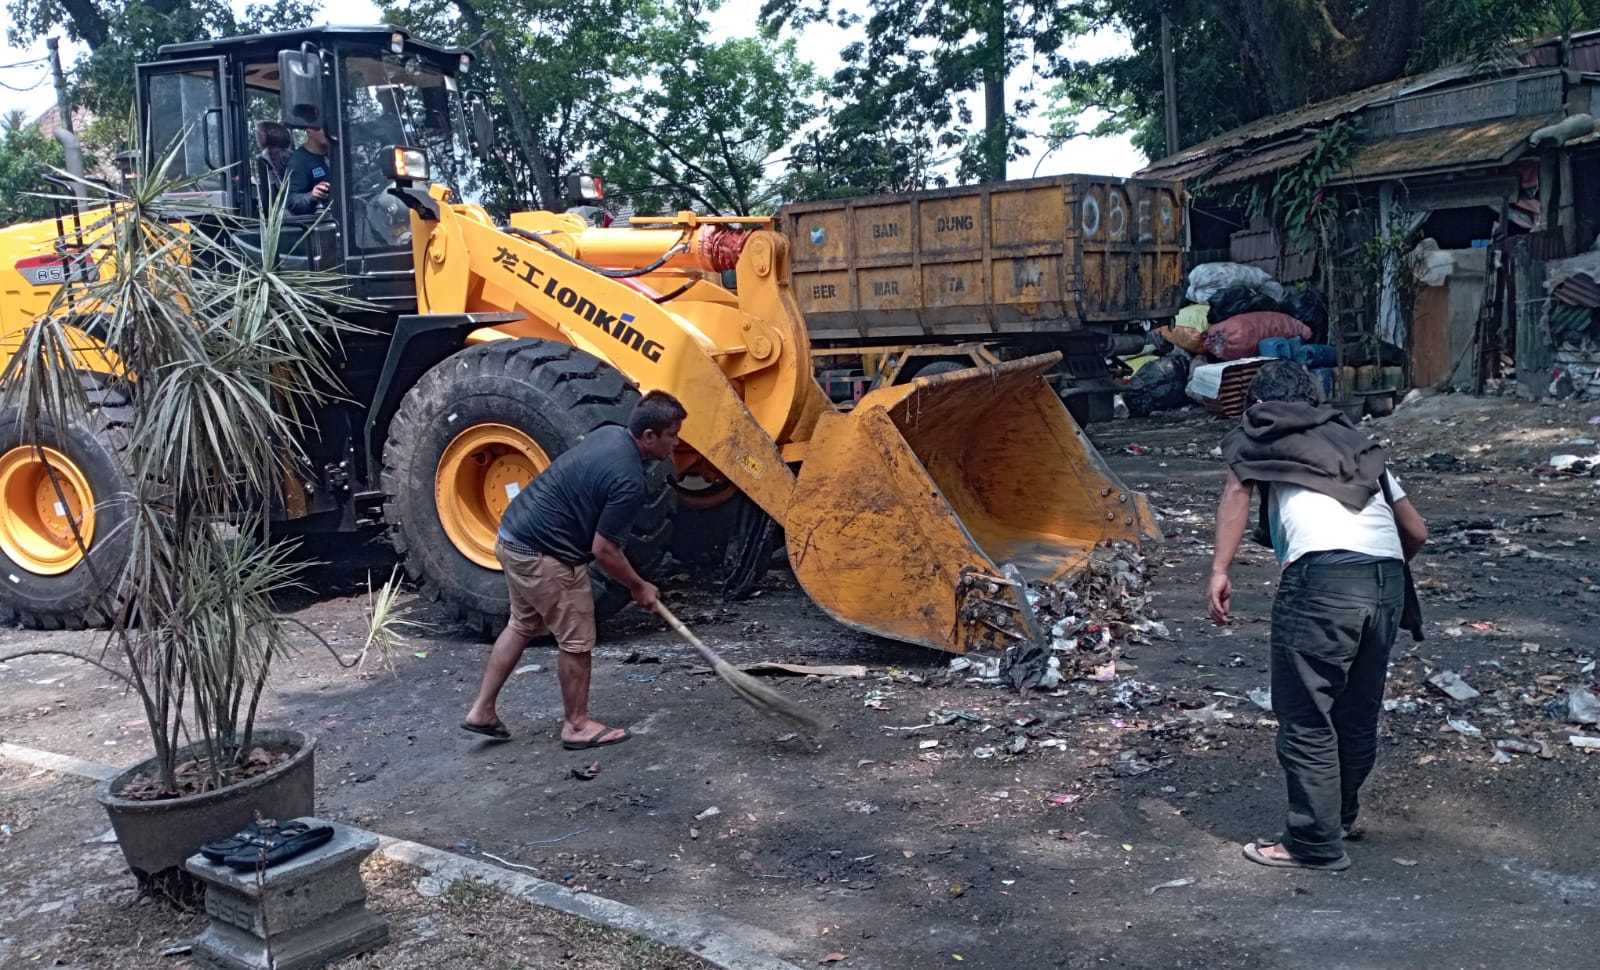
[778,175,1188,344]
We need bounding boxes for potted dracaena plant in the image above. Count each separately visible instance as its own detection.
[0,148,371,889]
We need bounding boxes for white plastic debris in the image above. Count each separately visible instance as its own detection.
[1446,717,1482,737]
[1428,670,1481,701]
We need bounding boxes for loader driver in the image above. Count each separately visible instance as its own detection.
[284,126,332,216]
[461,391,687,749]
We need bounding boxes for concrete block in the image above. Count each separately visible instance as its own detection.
[184,818,388,970]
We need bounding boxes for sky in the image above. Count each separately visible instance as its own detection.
[0,0,1146,179]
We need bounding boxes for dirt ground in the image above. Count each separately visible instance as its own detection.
[2,392,1598,970]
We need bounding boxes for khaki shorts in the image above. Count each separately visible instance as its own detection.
[495,537,596,654]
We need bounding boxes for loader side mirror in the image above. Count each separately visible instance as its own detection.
[278,49,325,129]
[564,171,603,204]
[468,94,494,150]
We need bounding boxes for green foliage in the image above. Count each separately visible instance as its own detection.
[1048,0,1600,166]
[587,26,821,214]
[0,109,66,223]
[1271,121,1354,252]
[5,0,319,151]
[382,0,820,216]
[762,0,1084,189]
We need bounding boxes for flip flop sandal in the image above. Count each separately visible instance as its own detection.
[1243,840,1351,871]
[200,819,308,865]
[460,720,512,741]
[200,820,277,864]
[562,726,631,750]
[223,823,335,870]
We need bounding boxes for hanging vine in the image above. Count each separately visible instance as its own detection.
[1271,121,1356,253]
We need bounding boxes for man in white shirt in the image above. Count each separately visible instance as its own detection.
[1210,361,1428,871]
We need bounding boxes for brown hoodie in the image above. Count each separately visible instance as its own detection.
[1220,401,1388,509]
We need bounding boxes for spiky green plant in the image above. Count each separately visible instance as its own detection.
[0,144,369,795]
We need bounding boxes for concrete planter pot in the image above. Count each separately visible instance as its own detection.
[96,729,316,883]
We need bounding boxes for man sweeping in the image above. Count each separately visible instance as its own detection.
[462,390,687,749]
[1209,362,1427,871]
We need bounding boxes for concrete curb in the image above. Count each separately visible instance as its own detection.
[0,741,119,782]
[0,741,804,970]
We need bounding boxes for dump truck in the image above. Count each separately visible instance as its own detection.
[780,176,1189,425]
[0,25,1156,655]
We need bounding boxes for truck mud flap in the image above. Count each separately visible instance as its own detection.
[783,353,1157,654]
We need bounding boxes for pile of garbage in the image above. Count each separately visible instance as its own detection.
[956,541,1167,693]
[1121,261,1412,420]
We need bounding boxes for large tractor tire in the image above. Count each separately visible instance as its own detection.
[0,386,134,629]
[381,339,675,639]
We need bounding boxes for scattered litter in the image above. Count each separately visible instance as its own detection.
[570,763,602,781]
[513,663,542,674]
[1,823,12,839]
[972,745,997,759]
[1493,739,1552,759]
[918,739,940,750]
[524,828,588,846]
[1566,687,1600,725]
[82,828,117,845]
[1004,735,1028,755]
[481,851,540,873]
[1428,670,1481,701]
[413,652,428,660]
[1570,736,1600,749]
[1038,738,1070,750]
[725,662,869,678]
[1393,858,1418,868]
[1112,751,1157,777]
[844,801,880,815]
[1147,877,1195,894]
[626,674,658,683]
[1247,688,1273,711]
[694,806,721,821]
[1048,792,1081,806]
[1446,718,1482,737]
[819,953,848,965]
[1182,703,1236,726]
[1384,698,1419,714]
[161,944,193,957]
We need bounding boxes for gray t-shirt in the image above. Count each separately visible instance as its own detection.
[497,425,645,566]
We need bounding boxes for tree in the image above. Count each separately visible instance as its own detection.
[1050,0,1600,163]
[762,0,1084,184]
[382,0,822,216]
[5,0,317,145]
[0,109,66,223]
[591,27,821,214]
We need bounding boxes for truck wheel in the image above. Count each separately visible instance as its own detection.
[0,390,134,630]
[381,339,674,639]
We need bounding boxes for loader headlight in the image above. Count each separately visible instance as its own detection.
[380,146,430,183]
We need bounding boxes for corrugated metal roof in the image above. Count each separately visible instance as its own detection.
[1331,114,1556,182]
[1203,138,1318,187]
[1136,64,1469,181]
[1555,274,1600,308]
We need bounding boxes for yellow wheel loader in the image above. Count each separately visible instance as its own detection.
[0,25,1155,654]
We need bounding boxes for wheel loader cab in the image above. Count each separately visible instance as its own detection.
[138,26,487,310]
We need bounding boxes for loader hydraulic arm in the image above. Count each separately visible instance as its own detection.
[405,186,831,523]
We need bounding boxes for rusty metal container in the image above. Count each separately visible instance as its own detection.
[778,176,1188,344]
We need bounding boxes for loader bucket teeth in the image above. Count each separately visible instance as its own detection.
[784,353,1157,654]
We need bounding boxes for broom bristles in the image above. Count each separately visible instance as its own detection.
[714,660,829,733]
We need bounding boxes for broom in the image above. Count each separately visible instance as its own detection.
[652,601,829,733]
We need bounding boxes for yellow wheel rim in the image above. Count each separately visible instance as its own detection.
[435,424,550,570]
[0,446,97,576]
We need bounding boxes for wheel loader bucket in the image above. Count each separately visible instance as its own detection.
[784,353,1158,654]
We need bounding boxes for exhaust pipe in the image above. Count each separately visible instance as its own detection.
[52,127,89,210]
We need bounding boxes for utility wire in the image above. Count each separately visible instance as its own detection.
[0,73,48,93]
[0,57,48,71]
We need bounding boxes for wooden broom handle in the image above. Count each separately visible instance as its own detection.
[652,601,718,666]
